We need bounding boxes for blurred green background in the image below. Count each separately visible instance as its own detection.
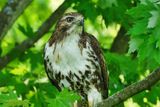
[0,0,160,107]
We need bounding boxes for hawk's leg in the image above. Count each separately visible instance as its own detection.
[73,100,88,107]
[87,87,102,107]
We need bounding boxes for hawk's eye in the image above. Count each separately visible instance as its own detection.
[66,17,74,23]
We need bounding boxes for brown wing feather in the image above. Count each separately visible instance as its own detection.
[84,32,109,99]
[43,49,61,91]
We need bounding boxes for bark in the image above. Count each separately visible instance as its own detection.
[0,0,33,42]
[0,0,72,70]
[97,67,160,107]
[110,26,129,54]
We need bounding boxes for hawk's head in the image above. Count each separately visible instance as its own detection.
[55,12,84,34]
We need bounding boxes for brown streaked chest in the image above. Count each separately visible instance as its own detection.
[44,33,100,89]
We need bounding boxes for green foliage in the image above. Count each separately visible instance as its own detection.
[0,0,160,107]
[98,0,118,8]
[104,52,139,94]
[47,89,80,107]
[18,23,34,37]
[0,91,30,107]
[127,0,160,69]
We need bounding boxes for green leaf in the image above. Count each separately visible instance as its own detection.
[2,100,30,107]
[18,24,27,36]
[98,0,118,9]
[104,52,138,94]
[47,89,80,107]
[15,83,29,96]
[39,83,59,98]
[18,23,34,37]
[48,98,66,107]
[138,40,151,61]
[73,1,99,22]
[0,47,2,57]
[140,0,158,4]
[0,91,17,103]
[0,71,17,87]
[156,40,160,49]
[29,89,47,107]
[153,49,160,64]
[147,10,160,28]
[127,4,150,19]
[128,37,144,53]
[58,89,80,103]
[0,91,29,107]
[128,19,148,36]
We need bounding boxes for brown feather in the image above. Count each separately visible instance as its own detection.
[43,57,61,91]
[83,32,109,99]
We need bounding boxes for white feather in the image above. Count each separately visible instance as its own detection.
[44,32,92,86]
[88,86,102,107]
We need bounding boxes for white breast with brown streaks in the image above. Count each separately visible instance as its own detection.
[44,33,102,106]
[44,33,94,85]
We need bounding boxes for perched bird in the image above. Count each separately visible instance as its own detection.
[44,12,108,107]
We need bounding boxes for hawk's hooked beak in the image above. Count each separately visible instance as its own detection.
[80,18,84,26]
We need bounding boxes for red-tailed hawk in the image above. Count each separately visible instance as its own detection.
[44,12,108,107]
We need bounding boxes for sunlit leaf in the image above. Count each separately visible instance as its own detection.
[128,37,144,53]
[147,10,160,28]
[10,63,29,76]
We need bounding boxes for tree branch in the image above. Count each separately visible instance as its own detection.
[0,0,33,42]
[110,26,129,54]
[97,67,160,107]
[0,0,72,70]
